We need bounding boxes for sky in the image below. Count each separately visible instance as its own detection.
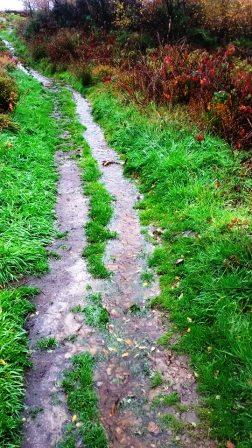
[0,0,24,10]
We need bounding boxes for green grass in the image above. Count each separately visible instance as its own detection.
[0,71,58,285]
[150,371,164,388]
[0,286,38,446]
[83,293,109,328]
[80,145,115,278]
[152,392,180,407]
[61,353,108,448]
[36,336,58,350]
[0,69,60,446]
[86,86,252,447]
[56,87,114,278]
[159,413,184,433]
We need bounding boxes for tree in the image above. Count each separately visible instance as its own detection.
[23,0,52,14]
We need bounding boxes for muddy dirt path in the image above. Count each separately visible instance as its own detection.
[4,40,213,447]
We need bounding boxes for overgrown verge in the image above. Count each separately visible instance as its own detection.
[86,86,252,447]
[0,70,59,446]
[0,287,38,447]
[56,87,114,278]
[60,353,108,448]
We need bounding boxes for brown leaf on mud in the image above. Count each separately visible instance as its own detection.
[102,160,121,167]
[147,421,160,435]
[110,399,120,416]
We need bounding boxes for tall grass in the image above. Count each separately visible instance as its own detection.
[61,353,108,448]
[0,70,59,446]
[87,85,252,447]
[0,71,58,285]
[0,287,38,447]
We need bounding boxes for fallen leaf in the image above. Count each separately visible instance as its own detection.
[147,421,160,435]
[226,442,235,448]
[195,133,205,142]
[102,160,121,167]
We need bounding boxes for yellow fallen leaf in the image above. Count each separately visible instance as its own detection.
[72,415,78,423]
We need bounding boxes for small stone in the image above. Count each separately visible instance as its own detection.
[147,421,160,435]
[175,257,184,265]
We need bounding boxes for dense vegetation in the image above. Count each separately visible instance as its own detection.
[12,0,252,149]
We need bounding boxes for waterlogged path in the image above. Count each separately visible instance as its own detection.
[4,40,213,448]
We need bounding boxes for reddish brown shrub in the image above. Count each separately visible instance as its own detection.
[119,44,252,148]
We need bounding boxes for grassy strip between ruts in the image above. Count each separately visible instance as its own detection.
[56,86,114,278]
[0,70,59,447]
[86,86,252,448]
[59,353,108,448]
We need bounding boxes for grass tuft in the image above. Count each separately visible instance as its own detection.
[83,293,109,328]
[36,336,58,350]
[152,392,180,407]
[150,371,164,388]
[61,353,108,448]
[159,413,184,433]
